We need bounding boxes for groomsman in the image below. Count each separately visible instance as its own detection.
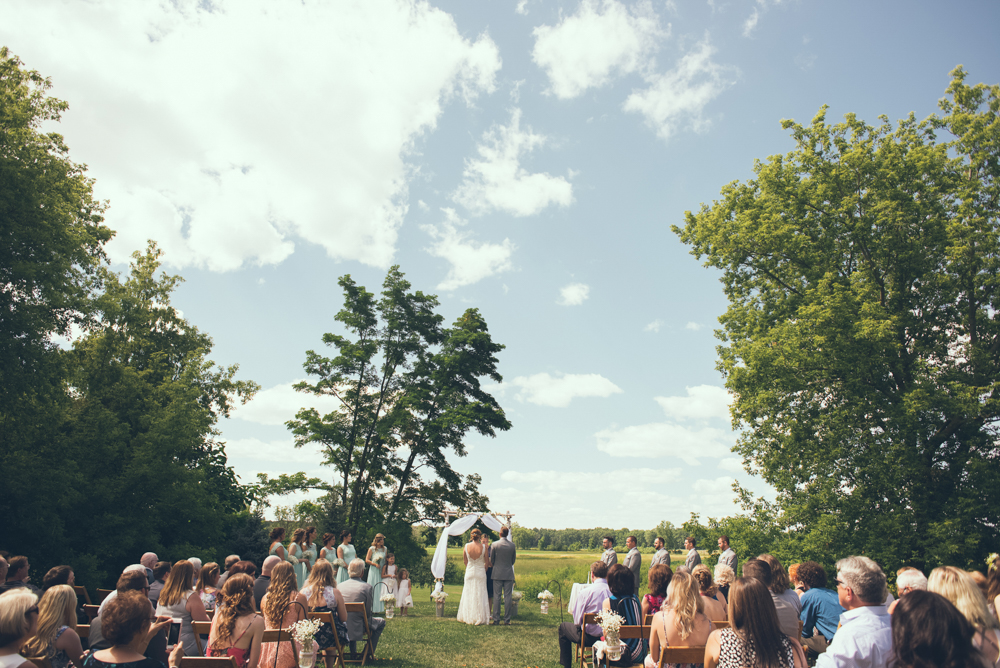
[717,536,737,572]
[623,536,641,592]
[600,536,618,566]
[683,537,701,572]
[649,537,670,570]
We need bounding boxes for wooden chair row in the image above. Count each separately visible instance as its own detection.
[577,615,730,668]
[642,613,730,629]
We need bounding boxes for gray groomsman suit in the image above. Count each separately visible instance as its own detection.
[490,537,517,624]
[649,549,670,570]
[624,547,641,592]
[601,549,618,567]
[684,548,702,571]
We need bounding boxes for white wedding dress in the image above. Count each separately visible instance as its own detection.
[456,544,490,625]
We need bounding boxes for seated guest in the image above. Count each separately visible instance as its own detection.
[887,568,925,614]
[139,554,157,587]
[815,556,891,668]
[641,565,672,621]
[891,590,986,668]
[148,563,170,605]
[645,571,713,668]
[195,563,221,612]
[216,556,241,590]
[713,563,735,603]
[230,562,256,580]
[705,578,801,668]
[41,567,85,626]
[0,557,39,596]
[0,588,40,668]
[259,563,306,668]
[338,560,384,659]
[21,585,83,668]
[788,563,803,598]
[757,555,802,634]
[300,561,348,660]
[253,557,282,612]
[89,569,167,667]
[797,561,843,656]
[692,565,727,621]
[207,574,264,668]
[928,566,1000,665]
[990,554,1000,621]
[601,564,643,667]
[98,566,147,616]
[558,562,611,668]
[155,561,209,657]
[83,592,181,668]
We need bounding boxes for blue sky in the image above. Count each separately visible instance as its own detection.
[6,0,999,529]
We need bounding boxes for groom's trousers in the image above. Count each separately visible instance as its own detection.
[492,578,514,623]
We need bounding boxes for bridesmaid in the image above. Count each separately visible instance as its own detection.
[268,527,287,562]
[335,530,356,586]
[365,534,387,613]
[319,533,338,578]
[304,526,319,576]
[288,528,309,590]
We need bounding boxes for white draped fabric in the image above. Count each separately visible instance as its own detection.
[430,512,503,580]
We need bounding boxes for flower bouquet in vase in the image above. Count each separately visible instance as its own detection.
[430,587,448,617]
[380,592,397,619]
[290,618,323,668]
[596,609,626,662]
[537,589,554,614]
[510,590,523,617]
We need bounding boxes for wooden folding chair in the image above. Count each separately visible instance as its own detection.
[73,586,92,605]
[192,621,212,656]
[643,614,654,626]
[342,602,372,666]
[657,646,706,667]
[711,620,730,630]
[262,629,299,665]
[76,625,90,639]
[600,625,649,667]
[577,612,598,668]
[83,605,100,622]
[309,611,346,668]
[180,658,238,668]
[95,589,114,603]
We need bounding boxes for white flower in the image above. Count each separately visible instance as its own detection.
[596,609,625,634]
[537,589,554,601]
[431,590,449,602]
[511,590,524,602]
[380,593,397,605]
[332,558,347,568]
[290,618,323,645]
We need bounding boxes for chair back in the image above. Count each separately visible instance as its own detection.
[262,628,299,663]
[308,612,345,668]
[342,603,371,665]
[657,646,706,666]
[179,658,238,668]
[578,613,598,668]
[73,586,92,605]
[95,589,114,603]
[643,613,654,626]
[76,625,90,639]
[617,625,651,640]
[83,605,100,621]
[711,620,730,629]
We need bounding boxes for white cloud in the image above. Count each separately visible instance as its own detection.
[645,319,664,333]
[510,372,623,407]
[223,436,318,466]
[693,476,736,496]
[623,38,735,141]
[718,457,744,473]
[558,282,590,306]
[423,208,515,290]
[685,321,703,331]
[594,421,733,464]
[4,0,500,271]
[515,0,530,15]
[742,8,760,36]
[452,108,573,217]
[655,384,731,421]
[232,380,341,426]
[532,0,666,99]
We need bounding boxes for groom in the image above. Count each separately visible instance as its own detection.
[490,526,517,625]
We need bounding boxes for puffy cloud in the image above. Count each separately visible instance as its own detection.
[516,0,530,15]
[655,385,731,421]
[532,0,667,99]
[644,319,663,333]
[423,209,515,290]
[742,8,760,37]
[594,421,733,464]
[623,39,735,141]
[510,372,623,407]
[3,0,500,271]
[231,380,341,427]
[717,457,744,474]
[223,436,319,467]
[558,282,590,306]
[685,321,703,331]
[452,108,573,217]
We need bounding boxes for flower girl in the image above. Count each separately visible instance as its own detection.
[397,568,413,616]
[381,553,397,595]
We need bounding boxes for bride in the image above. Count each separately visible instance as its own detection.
[456,528,492,625]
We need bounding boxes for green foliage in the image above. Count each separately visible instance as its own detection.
[674,67,1000,572]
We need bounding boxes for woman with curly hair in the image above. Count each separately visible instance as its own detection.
[644,572,713,668]
[927,566,1000,665]
[692,565,727,621]
[259,563,307,668]
[20,585,83,668]
[705,578,802,668]
[207,574,264,668]
[714,563,736,603]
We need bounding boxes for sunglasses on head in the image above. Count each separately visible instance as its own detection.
[26,605,39,617]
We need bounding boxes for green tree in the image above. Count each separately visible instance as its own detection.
[675,67,1000,571]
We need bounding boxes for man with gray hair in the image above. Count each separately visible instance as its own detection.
[816,556,893,668]
[887,568,927,614]
[216,555,241,588]
[254,555,282,610]
[339,559,385,659]
[140,552,158,585]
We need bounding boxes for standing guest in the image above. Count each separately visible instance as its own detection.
[195,563,221,612]
[649,538,670,571]
[624,537,642,594]
[148,563,170,606]
[601,537,618,567]
[155,560,209,657]
[268,528,288,563]
[601,564,644,667]
[641,565,672,621]
[891,590,986,668]
[338,560,385,658]
[304,528,319,581]
[300,561,348,662]
[927,565,1000,664]
[335,531,356,586]
[259,563,306,668]
[797,561,844,657]
[704,578,801,668]
[0,588,39,668]
[644,572,713,668]
[886,569,926,614]
[815,556,892,668]
[89,569,166,667]
[206,574,264,668]
[714,563,736,603]
[692,565,727,621]
[216,556,241,590]
[139,554,157,586]
[558,562,611,668]
[319,535,337,577]
[1,557,39,595]
[82,591,181,668]
[717,536,737,572]
[288,529,309,590]
[253,557,281,612]
[683,538,701,572]
[364,535,387,614]
[21,585,83,668]
[758,554,802,630]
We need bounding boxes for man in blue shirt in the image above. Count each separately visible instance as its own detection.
[816,556,893,668]
[798,561,844,656]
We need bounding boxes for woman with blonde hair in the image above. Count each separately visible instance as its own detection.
[300,562,348,662]
[928,565,1000,665]
[645,572,713,668]
[21,585,83,668]
[365,534,387,614]
[206,574,263,668]
[0,589,39,668]
[196,563,221,612]
[259,563,307,668]
[691,565,727,621]
[155,560,209,656]
[288,529,309,590]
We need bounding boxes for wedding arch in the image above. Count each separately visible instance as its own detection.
[430,512,505,581]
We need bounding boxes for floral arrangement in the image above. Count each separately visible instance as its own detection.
[380,593,396,606]
[595,609,625,636]
[332,558,347,569]
[430,590,449,602]
[290,618,323,648]
[537,590,554,602]
[511,590,524,602]
[987,553,999,572]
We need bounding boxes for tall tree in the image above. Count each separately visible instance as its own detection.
[262,267,510,535]
[674,67,1000,571]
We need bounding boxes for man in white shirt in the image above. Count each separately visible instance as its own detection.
[600,536,618,566]
[717,536,737,572]
[649,537,670,570]
[816,556,893,668]
[623,536,641,592]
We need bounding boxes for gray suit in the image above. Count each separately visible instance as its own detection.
[490,538,517,624]
[718,548,737,572]
[684,548,702,571]
[624,548,641,592]
[601,549,618,566]
[649,549,670,570]
[338,576,385,655]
